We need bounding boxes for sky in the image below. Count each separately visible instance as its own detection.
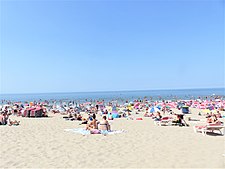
[0,0,224,94]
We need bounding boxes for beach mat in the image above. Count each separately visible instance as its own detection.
[64,128,126,135]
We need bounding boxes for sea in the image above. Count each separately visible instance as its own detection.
[0,88,224,103]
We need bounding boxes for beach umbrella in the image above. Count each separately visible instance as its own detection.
[134,102,140,107]
[202,109,211,113]
[156,105,161,110]
[83,102,91,105]
[149,107,160,113]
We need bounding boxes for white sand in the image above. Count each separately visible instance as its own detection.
[0,108,225,168]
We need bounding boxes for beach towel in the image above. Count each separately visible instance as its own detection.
[64,128,126,135]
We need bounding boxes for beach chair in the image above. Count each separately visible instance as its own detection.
[193,123,225,136]
[154,117,174,126]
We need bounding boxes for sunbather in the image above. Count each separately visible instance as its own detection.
[194,116,223,135]
[108,113,113,120]
[98,116,110,131]
[86,114,98,130]
[80,118,88,125]
[0,114,4,125]
[216,111,222,118]
[8,119,20,126]
[1,113,9,125]
[76,114,82,121]
[172,114,189,127]
[144,108,151,117]
[207,114,219,123]
[154,112,162,121]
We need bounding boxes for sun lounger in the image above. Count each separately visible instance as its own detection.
[193,123,225,136]
[154,117,174,126]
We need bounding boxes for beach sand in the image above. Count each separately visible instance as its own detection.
[0,108,225,168]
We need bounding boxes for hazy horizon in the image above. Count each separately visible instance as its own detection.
[1,87,224,95]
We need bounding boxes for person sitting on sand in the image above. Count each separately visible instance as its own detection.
[108,113,113,120]
[1,113,9,125]
[0,113,4,125]
[154,112,162,121]
[172,114,189,126]
[98,116,110,131]
[172,114,182,124]
[86,114,98,130]
[144,109,151,117]
[76,113,82,121]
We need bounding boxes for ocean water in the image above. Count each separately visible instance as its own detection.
[0,88,224,103]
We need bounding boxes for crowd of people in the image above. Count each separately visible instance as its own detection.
[0,98,224,136]
[0,107,20,126]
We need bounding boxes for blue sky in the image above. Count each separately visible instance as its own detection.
[0,0,224,94]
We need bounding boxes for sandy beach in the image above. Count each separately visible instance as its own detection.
[2,0,224,168]
[0,108,224,168]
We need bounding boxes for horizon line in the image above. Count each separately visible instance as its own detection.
[1,87,224,95]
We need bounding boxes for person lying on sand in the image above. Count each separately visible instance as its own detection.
[76,114,82,121]
[8,119,20,126]
[52,109,60,114]
[79,117,88,125]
